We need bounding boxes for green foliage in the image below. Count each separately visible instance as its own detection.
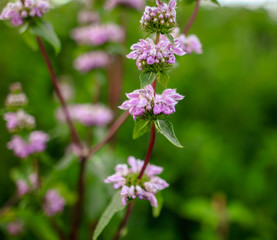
[92,191,126,240]
[140,71,157,88]
[154,119,183,148]
[133,119,151,139]
[157,71,170,88]
[165,33,175,46]
[152,192,164,218]
[30,21,61,54]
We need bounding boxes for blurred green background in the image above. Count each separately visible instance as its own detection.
[1,0,277,239]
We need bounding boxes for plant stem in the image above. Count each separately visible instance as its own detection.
[138,122,156,179]
[36,36,82,148]
[113,201,135,240]
[183,0,201,35]
[20,0,24,5]
[69,156,86,240]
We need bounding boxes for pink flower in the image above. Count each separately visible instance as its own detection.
[104,156,169,207]
[7,221,23,236]
[179,34,203,54]
[105,0,145,10]
[140,0,177,32]
[7,131,49,159]
[127,38,185,70]
[154,89,184,115]
[119,85,184,120]
[4,110,35,132]
[56,104,113,127]
[0,0,49,26]
[71,24,125,46]
[16,180,29,196]
[43,189,65,216]
[119,85,155,120]
[77,10,100,25]
[74,51,111,73]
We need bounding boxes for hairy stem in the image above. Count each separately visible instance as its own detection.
[113,201,135,240]
[183,0,201,35]
[36,37,82,148]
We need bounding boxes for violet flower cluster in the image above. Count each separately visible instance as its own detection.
[43,189,65,216]
[0,0,49,26]
[71,23,125,46]
[4,83,49,159]
[119,85,184,120]
[74,51,111,73]
[127,38,185,71]
[16,173,39,197]
[7,131,49,159]
[56,104,113,127]
[77,10,100,25]
[179,34,203,55]
[105,0,145,10]
[105,156,169,207]
[4,110,35,132]
[7,221,23,236]
[140,0,177,34]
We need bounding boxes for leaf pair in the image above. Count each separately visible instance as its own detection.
[140,71,170,88]
[133,119,183,148]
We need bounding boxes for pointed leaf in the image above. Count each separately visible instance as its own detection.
[93,191,126,240]
[31,21,61,54]
[165,33,175,46]
[140,71,157,88]
[133,119,151,139]
[152,192,164,218]
[157,71,170,88]
[154,120,183,148]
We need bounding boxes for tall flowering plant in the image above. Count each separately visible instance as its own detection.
[0,0,204,239]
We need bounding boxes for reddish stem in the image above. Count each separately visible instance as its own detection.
[20,0,25,5]
[36,37,82,148]
[138,122,156,179]
[113,201,135,240]
[183,0,201,35]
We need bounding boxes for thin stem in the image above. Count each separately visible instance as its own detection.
[113,201,135,240]
[20,0,24,5]
[138,122,156,179]
[88,111,129,158]
[36,36,82,148]
[183,0,201,35]
[69,156,86,240]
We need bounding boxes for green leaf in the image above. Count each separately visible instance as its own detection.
[140,71,157,88]
[211,0,221,6]
[157,71,170,88]
[133,119,151,139]
[21,29,38,51]
[31,21,61,54]
[93,191,126,240]
[165,33,175,46]
[152,192,164,218]
[154,120,183,148]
